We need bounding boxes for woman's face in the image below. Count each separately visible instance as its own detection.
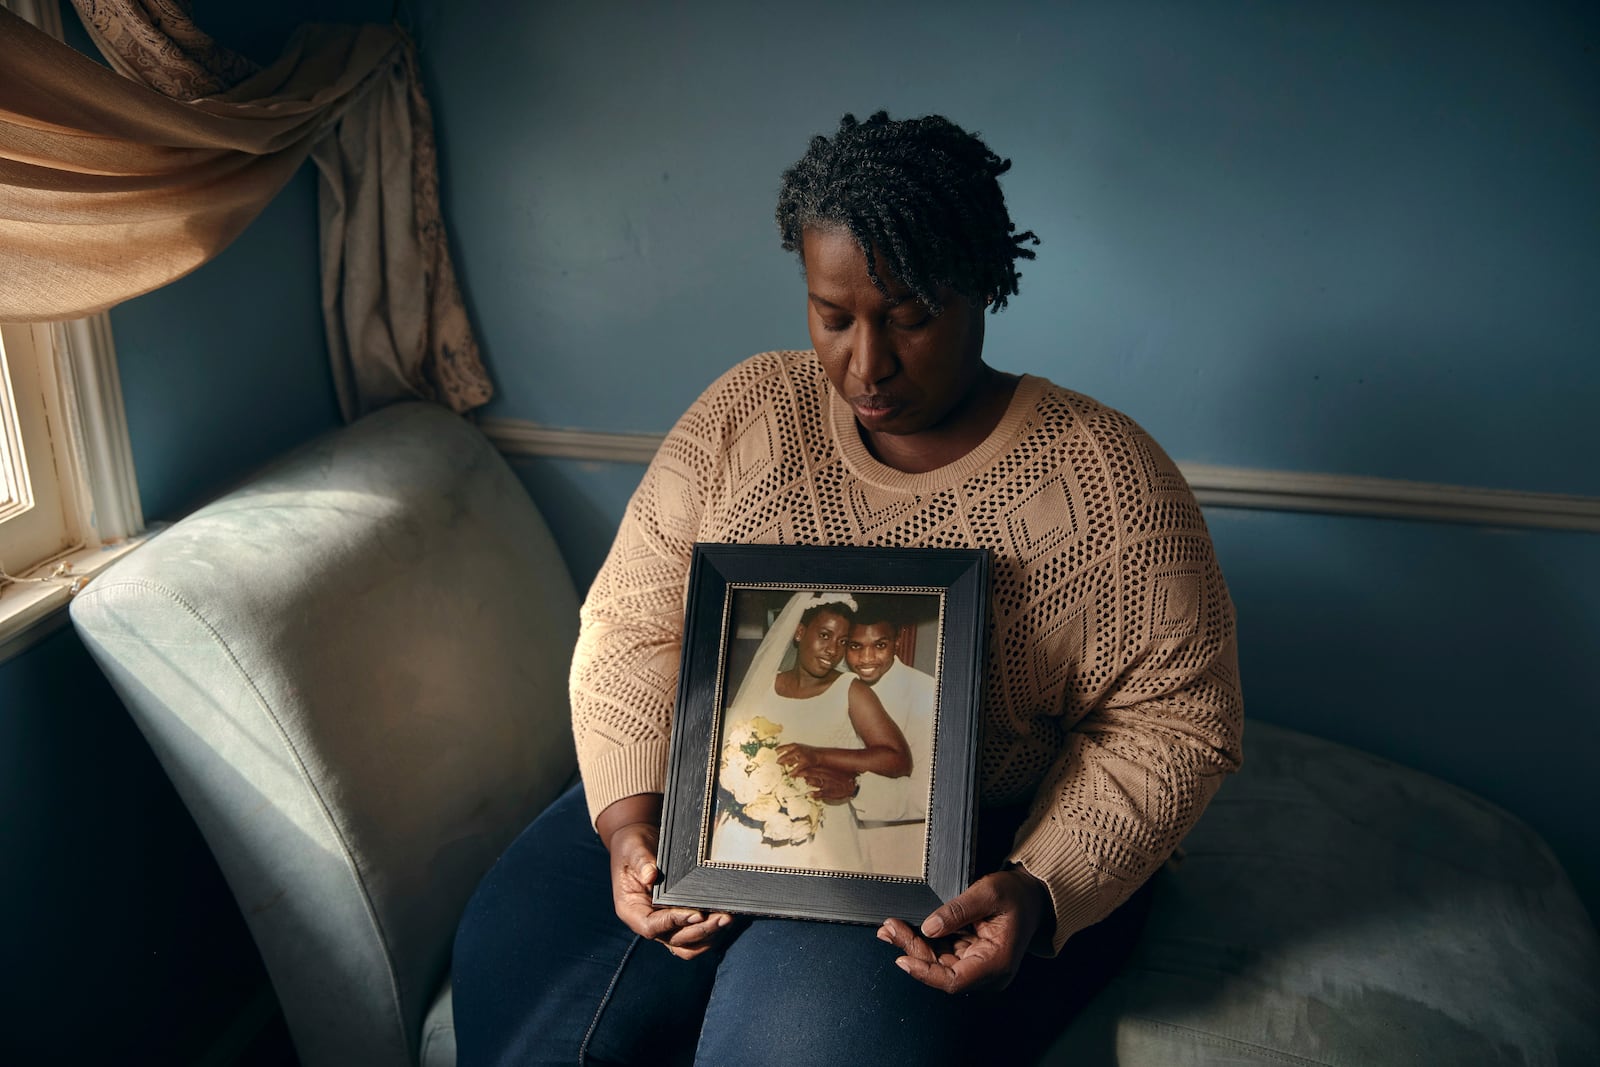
[793,608,850,679]
[802,226,988,443]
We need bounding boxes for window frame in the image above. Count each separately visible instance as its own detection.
[0,315,146,660]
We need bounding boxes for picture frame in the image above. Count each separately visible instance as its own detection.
[654,543,990,924]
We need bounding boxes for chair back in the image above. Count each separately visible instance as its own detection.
[71,403,579,1066]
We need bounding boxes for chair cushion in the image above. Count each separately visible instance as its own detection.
[421,980,455,1067]
[1048,721,1600,1064]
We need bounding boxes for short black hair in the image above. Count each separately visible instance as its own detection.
[847,595,900,633]
[775,110,1039,316]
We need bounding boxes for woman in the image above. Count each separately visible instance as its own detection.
[710,591,910,872]
[454,111,1242,1065]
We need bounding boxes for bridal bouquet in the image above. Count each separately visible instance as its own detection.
[719,716,825,846]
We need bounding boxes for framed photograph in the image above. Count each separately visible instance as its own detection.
[654,543,990,924]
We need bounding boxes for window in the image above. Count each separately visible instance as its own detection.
[0,316,144,657]
[0,322,83,574]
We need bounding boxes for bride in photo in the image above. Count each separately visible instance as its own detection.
[710,590,910,872]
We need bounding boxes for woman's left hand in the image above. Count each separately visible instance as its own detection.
[776,742,820,775]
[876,867,1051,994]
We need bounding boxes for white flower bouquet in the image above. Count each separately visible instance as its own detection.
[718,716,825,846]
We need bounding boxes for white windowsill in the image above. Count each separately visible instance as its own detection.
[0,529,162,664]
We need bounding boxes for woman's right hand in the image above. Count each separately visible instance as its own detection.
[795,765,860,803]
[597,794,733,960]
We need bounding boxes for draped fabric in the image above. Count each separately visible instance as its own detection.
[311,39,491,419]
[0,3,492,417]
[70,0,258,99]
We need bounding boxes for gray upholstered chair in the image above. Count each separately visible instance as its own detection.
[71,403,578,1067]
[71,403,1599,1065]
[1048,721,1600,1064]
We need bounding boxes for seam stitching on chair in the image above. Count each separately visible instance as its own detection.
[74,577,413,1056]
[579,935,642,1065]
[420,1021,453,1063]
[1121,1015,1337,1065]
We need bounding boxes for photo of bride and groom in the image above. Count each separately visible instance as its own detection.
[709,588,940,879]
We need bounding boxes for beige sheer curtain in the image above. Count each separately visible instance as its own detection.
[0,1,491,417]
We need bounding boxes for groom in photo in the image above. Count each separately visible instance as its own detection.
[842,599,937,877]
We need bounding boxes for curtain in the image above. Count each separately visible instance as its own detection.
[895,624,916,670]
[0,2,491,417]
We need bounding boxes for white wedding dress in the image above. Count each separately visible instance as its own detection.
[709,670,866,873]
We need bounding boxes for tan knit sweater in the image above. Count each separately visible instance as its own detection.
[571,350,1243,950]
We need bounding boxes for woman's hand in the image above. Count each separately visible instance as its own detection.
[597,794,733,960]
[795,764,860,803]
[776,741,822,775]
[876,867,1052,994]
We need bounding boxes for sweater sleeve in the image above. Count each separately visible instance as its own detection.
[568,378,729,826]
[1006,416,1244,954]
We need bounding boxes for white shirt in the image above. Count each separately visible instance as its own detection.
[851,658,935,823]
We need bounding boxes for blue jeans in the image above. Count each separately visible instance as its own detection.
[453,784,1151,1066]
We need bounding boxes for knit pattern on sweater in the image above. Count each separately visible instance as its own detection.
[570,350,1243,949]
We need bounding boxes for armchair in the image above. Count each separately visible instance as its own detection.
[71,403,576,1066]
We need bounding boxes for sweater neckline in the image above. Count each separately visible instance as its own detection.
[828,372,1046,492]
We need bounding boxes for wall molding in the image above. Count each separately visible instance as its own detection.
[1175,463,1600,532]
[482,420,664,466]
[478,418,1600,534]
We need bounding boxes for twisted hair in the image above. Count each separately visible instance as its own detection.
[775,111,1039,315]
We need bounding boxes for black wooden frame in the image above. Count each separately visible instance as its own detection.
[654,543,989,924]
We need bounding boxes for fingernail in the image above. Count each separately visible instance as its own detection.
[921,920,942,937]
[894,958,911,973]
[716,914,731,927]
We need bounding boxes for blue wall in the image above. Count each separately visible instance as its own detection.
[411,0,1600,917]
[417,0,1597,493]
[113,174,343,520]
